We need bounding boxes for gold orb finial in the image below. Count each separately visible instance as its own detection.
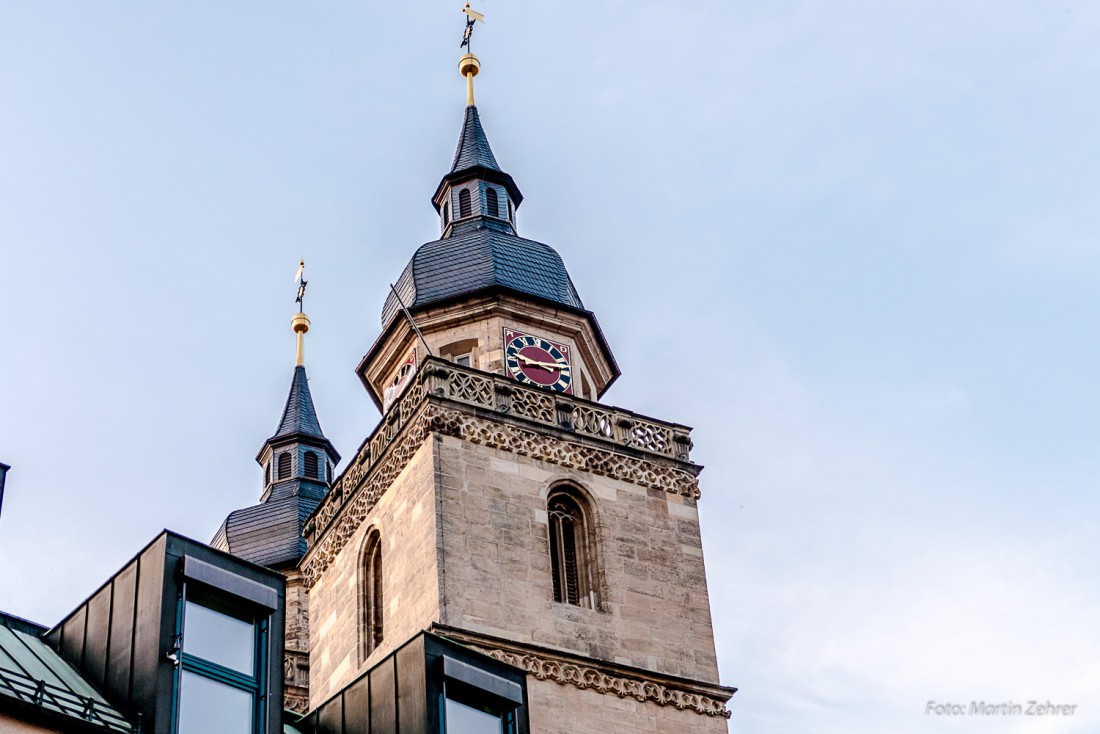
[459,53,480,106]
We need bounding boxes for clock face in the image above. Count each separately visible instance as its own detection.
[504,329,572,393]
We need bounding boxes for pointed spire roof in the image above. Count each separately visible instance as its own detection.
[451,105,501,173]
[271,365,326,442]
[433,105,523,212]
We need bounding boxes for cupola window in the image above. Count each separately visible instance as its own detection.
[277,453,291,480]
[443,201,450,224]
[486,188,499,217]
[304,451,319,479]
[459,188,472,218]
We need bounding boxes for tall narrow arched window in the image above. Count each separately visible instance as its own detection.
[359,530,384,660]
[277,452,292,480]
[304,451,319,479]
[265,461,271,485]
[443,201,450,224]
[547,487,599,609]
[486,188,499,217]
[458,188,472,218]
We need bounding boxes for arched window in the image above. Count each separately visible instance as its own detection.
[486,188,499,217]
[359,530,384,660]
[304,451,319,479]
[443,201,450,224]
[264,461,271,485]
[547,487,599,609]
[458,188,472,218]
[277,452,291,480]
[508,200,514,222]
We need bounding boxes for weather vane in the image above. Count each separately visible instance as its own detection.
[460,2,485,50]
[294,259,307,313]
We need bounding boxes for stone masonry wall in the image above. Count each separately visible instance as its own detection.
[526,678,731,734]
[307,440,441,707]
[435,434,721,684]
[283,569,310,714]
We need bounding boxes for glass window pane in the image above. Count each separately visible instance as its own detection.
[178,670,253,734]
[445,697,503,734]
[183,601,255,674]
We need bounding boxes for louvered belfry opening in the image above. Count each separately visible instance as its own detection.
[277,452,292,480]
[304,451,319,479]
[486,187,499,217]
[547,487,598,609]
[360,530,384,661]
[458,188,472,218]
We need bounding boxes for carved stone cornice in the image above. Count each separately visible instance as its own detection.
[433,625,734,719]
[300,401,700,588]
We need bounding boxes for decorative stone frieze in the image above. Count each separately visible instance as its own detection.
[427,626,733,720]
[477,647,732,719]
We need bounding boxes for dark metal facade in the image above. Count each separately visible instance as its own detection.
[297,632,530,734]
[43,531,286,733]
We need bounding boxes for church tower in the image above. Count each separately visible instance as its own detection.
[213,294,341,715]
[300,50,734,732]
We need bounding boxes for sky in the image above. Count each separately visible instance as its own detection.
[1,2,1098,732]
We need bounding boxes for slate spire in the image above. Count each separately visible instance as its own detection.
[210,276,340,569]
[270,365,327,443]
[450,105,501,173]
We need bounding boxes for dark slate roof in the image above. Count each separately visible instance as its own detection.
[382,225,585,327]
[270,365,326,442]
[451,105,500,172]
[0,612,132,732]
[210,494,321,569]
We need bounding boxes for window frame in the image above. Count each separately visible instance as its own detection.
[304,451,319,480]
[358,529,384,662]
[546,485,600,610]
[173,584,269,734]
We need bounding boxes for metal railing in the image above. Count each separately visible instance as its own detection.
[0,664,135,732]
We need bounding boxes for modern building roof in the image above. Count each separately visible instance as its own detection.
[0,612,132,732]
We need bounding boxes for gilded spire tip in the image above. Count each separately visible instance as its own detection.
[293,259,310,366]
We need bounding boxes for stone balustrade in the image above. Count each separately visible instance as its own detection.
[303,357,695,546]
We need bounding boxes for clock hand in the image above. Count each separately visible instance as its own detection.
[516,354,564,371]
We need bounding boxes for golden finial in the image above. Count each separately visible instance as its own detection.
[292,259,310,366]
[459,2,485,106]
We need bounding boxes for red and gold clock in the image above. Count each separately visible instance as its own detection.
[503,329,572,394]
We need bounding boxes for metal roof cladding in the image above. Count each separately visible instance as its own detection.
[382,104,583,327]
[0,613,132,732]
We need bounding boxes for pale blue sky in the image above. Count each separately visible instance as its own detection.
[2,2,1098,732]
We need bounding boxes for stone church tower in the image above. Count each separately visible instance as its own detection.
[295,53,736,731]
